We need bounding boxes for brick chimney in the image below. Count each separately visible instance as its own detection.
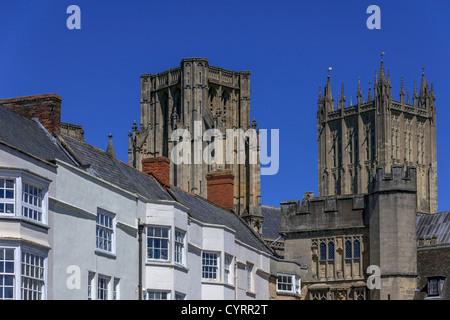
[0,94,62,136]
[206,169,234,211]
[141,157,170,188]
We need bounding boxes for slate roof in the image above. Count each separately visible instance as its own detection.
[169,186,273,254]
[0,102,274,254]
[0,104,171,201]
[261,205,282,240]
[60,135,172,201]
[416,211,450,245]
[0,105,73,164]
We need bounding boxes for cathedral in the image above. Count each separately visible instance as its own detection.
[127,57,446,300]
[128,58,264,233]
[317,60,437,214]
[280,59,439,300]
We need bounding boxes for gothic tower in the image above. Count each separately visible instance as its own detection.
[128,58,263,230]
[317,59,437,214]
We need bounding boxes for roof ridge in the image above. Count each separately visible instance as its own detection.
[261,204,280,209]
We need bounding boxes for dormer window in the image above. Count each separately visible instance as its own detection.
[427,276,446,299]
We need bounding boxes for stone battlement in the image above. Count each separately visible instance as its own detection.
[368,166,417,193]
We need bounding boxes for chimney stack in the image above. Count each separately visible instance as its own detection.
[206,169,234,211]
[141,157,170,188]
[0,94,62,136]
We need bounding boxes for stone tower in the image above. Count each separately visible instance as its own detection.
[128,58,263,230]
[368,166,418,300]
[317,60,437,214]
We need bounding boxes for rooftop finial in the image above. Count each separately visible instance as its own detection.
[251,118,257,129]
[357,77,362,104]
[420,68,426,96]
[106,133,116,157]
[324,69,333,102]
[368,80,373,102]
[400,76,405,96]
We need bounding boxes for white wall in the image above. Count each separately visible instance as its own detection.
[50,161,142,300]
[143,201,271,300]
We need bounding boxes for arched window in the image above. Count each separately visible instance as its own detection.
[208,86,217,114]
[328,241,334,260]
[353,239,360,258]
[222,89,230,116]
[319,242,326,261]
[345,240,352,259]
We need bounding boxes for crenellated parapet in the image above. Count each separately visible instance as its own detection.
[368,166,417,194]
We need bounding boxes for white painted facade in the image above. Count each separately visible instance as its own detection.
[144,201,271,300]
[0,129,272,300]
[0,144,54,300]
[49,159,142,300]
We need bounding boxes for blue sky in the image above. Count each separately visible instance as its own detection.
[1,0,449,210]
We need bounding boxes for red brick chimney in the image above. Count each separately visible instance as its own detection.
[141,157,170,188]
[206,170,235,211]
[0,94,62,136]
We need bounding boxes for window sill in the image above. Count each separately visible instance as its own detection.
[276,291,301,298]
[246,291,256,298]
[95,249,116,259]
[146,261,189,272]
[0,215,49,229]
[200,280,236,290]
[201,279,221,285]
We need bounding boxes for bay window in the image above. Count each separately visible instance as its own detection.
[0,170,49,224]
[0,245,46,300]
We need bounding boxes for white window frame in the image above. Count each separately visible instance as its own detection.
[0,171,49,225]
[0,243,47,300]
[429,278,439,296]
[97,274,110,300]
[277,273,298,293]
[174,229,186,266]
[202,251,219,281]
[224,254,234,285]
[146,290,170,300]
[0,246,16,300]
[0,178,15,216]
[147,226,170,262]
[246,262,254,292]
[87,272,95,300]
[21,250,46,300]
[21,182,44,223]
[95,209,116,256]
[113,278,120,300]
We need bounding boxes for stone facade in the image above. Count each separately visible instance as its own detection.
[281,193,369,300]
[279,61,432,300]
[281,167,418,300]
[128,58,263,231]
[317,61,437,214]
